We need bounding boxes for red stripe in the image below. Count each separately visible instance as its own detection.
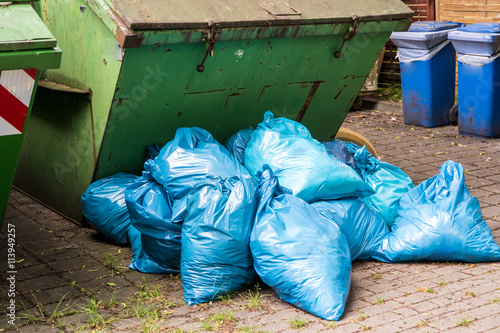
[23,68,37,80]
[0,85,28,133]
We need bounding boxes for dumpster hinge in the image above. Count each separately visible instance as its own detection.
[334,15,360,59]
[197,22,219,73]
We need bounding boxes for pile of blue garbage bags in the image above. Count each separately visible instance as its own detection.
[81,111,500,321]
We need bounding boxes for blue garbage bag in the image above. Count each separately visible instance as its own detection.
[374,160,500,263]
[81,173,139,245]
[224,127,254,165]
[344,144,414,227]
[126,226,142,262]
[250,166,351,321]
[126,160,186,274]
[181,175,258,305]
[311,199,389,261]
[245,112,374,202]
[321,139,360,174]
[150,127,250,199]
[146,144,161,160]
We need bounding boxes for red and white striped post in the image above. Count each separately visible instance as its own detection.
[0,68,37,137]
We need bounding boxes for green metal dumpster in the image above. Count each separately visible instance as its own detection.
[14,0,413,221]
[0,1,61,226]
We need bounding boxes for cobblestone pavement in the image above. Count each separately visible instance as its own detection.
[1,108,500,333]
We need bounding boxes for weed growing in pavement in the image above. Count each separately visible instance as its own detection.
[104,291,117,309]
[457,316,473,326]
[78,297,115,330]
[425,287,434,293]
[357,309,368,320]
[417,319,429,327]
[438,279,447,286]
[467,291,476,297]
[130,277,176,313]
[129,299,153,319]
[201,310,238,331]
[141,307,162,333]
[326,321,338,329]
[492,298,499,303]
[372,273,382,280]
[170,328,187,333]
[360,323,371,331]
[376,297,385,304]
[106,253,115,271]
[246,289,264,310]
[220,292,234,305]
[19,293,75,327]
[201,318,215,331]
[236,324,272,333]
[104,250,128,276]
[139,277,162,298]
[289,316,308,329]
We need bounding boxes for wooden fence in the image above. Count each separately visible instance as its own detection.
[437,0,500,24]
[379,0,436,87]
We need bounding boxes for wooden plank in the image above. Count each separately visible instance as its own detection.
[381,63,401,70]
[440,3,500,11]
[428,0,436,19]
[440,16,497,23]
[404,0,428,5]
[441,4,487,11]
[439,10,487,17]
[440,0,485,4]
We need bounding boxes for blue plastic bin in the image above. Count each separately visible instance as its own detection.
[448,23,500,56]
[449,23,500,138]
[390,21,461,128]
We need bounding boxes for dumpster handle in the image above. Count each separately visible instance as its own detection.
[261,5,302,17]
[197,22,219,73]
[334,15,360,59]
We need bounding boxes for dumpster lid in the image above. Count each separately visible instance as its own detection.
[458,23,500,34]
[102,0,414,30]
[0,4,57,52]
[408,21,463,32]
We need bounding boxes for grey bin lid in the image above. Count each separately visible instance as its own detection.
[104,0,414,30]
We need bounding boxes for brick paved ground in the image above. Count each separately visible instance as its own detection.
[1,108,500,332]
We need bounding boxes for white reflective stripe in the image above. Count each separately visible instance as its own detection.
[0,70,35,108]
[0,115,22,136]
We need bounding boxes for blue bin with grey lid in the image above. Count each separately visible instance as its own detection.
[390,21,462,128]
[448,23,500,138]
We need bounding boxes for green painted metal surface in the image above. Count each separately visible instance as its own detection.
[104,0,413,29]
[0,3,61,226]
[0,47,62,71]
[15,0,124,221]
[15,0,412,221]
[96,20,407,180]
[0,4,57,51]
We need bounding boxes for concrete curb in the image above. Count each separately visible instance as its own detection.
[362,97,403,114]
